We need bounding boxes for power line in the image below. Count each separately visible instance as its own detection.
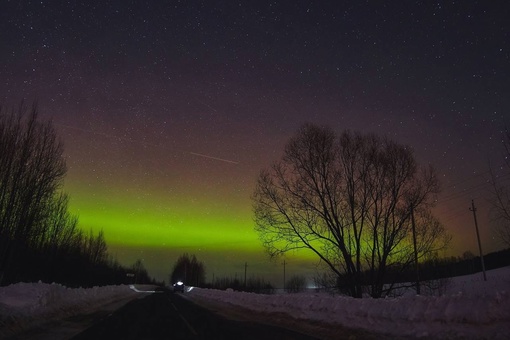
[437,179,491,204]
[434,171,510,207]
[436,162,508,197]
[434,172,510,221]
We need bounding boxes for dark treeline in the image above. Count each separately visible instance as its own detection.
[208,276,275,294]
[332,248,510,295]
[169,253,276,294]
[375,248,510,287]
[0,104,152,287]
[410,248,510,281]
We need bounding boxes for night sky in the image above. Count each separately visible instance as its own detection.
[1,1,509,284]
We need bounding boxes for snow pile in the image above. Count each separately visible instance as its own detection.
[0,282,141,337]
[0,268,509,339]
[187,267,510,339]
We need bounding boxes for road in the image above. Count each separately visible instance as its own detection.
[71,289,319,340]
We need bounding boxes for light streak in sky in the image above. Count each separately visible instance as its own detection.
[189,152,239,165]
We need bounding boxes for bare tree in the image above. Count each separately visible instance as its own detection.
[286,275,307,293]
[489,129,510,247]
[0,103,156,286]
[41,193,79,251]
[0,104,67,282]
[84,229,108,265]
[171,253,206,286]
[131,259,151,284]
[253,124,449,298]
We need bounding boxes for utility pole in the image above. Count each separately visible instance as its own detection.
[244,262,247,288]
[470,199,487,281]
[283,259,286,293]
[410,205,421,294]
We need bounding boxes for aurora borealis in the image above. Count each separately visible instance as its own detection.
[1,1,509,284]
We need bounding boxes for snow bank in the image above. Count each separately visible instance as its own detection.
[0,268,509,339]
[0,282,142,337]
[187,267,510,339]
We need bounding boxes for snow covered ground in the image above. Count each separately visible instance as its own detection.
[0,267,509,339]
[0,283,153,338]
[186,267,510,339]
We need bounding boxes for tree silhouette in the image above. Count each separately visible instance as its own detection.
[131,259,151,284]
[0,103,130,287]
[170,253,205,287]
[286,275,306,293]
[253,124,449,298]
[0,104,66,283]
[489,128,510,247]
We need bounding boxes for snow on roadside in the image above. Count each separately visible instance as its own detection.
[0,282,149,337]
[0,268,509,339]
[186,267,510,339]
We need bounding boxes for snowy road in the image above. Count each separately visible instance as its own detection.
[71,289,323,340]
[1,267,509,339]
[8,295,140,340]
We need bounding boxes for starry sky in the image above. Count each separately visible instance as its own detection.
[1,1,509,285]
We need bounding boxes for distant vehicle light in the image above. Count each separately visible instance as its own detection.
[173,281,185,292]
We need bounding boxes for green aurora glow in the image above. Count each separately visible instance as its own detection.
[67,185,260,249]
[63,169,319,284]
[5,0,504,285]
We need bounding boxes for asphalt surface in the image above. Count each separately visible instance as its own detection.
[71,289,319,340]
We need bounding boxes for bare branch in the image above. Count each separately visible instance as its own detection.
[253,124,448,298]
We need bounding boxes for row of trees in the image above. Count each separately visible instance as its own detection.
[169,253,276,294]
[0,104,149,286]
[253,124,451,298]
[210,276,275,294]
[170,253,206,287]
